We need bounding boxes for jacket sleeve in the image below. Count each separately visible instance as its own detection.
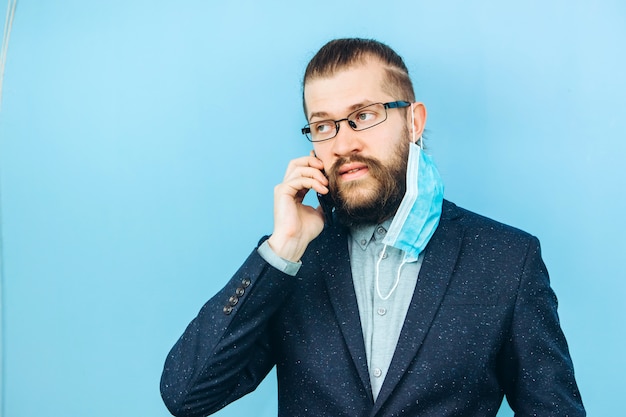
[499,236,586,416]
[160,247,296,417]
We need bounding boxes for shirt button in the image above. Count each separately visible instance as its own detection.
[223,305,233,315]
[373,368,382,378]
[235,287,245,297]
[379,251,388,259]
[376,226,386,235]
[377,307,387,316]
[360,239,367,246]
[241,278,251,288]
[228,296,239,306]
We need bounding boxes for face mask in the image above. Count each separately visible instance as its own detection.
[381,120,445,261]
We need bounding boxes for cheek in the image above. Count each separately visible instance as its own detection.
[312,144,335,171]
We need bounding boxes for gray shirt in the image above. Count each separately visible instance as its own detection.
[348,219,422,400]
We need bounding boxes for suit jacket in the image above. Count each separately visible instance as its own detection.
[161,200,585,417]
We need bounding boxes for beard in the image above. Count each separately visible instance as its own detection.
[328,133,410,227]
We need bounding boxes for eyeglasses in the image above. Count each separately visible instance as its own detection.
[301,101,411,142]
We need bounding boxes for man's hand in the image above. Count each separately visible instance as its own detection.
[267,151,329,262]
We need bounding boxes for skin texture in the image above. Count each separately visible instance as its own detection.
[267,58,426,261]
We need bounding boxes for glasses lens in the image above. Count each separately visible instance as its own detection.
[308,120,337,142]
[348,103,387,131]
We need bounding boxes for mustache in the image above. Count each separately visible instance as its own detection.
[329,154,383,179]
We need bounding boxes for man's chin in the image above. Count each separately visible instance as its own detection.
[335,180,380,210]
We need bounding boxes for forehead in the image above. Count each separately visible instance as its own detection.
[304,60,393,120]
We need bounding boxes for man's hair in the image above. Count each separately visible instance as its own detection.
[302,38,415,111]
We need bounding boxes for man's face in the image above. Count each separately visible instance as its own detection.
[304,59,421,225]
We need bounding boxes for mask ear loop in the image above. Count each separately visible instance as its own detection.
[375,245,408,300]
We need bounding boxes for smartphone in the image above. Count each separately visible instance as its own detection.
[317,190,334,226]
[313,153,334,225]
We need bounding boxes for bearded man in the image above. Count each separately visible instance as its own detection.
[161,38,585,417]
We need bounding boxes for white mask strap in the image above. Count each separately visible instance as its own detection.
[410,103,416,144]
[375,245,407,300]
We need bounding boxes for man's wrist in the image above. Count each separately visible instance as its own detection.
[266,234,307,263]
[257,240,302,276]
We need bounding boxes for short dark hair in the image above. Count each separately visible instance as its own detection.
[302,38,415,112]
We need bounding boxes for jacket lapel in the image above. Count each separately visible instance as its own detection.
[372,201,464,414]
[320,223,374,403]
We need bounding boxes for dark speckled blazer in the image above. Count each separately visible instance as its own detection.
[161,200,585,417]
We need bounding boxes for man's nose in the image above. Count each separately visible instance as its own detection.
[331,119,362,156]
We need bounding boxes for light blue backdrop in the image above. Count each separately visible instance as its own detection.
[0,1,624,416]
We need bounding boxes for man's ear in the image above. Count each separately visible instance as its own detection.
[409,102,427,142]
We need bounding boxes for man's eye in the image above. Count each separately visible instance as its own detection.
[356,112,375,122]
[315,122,333,133]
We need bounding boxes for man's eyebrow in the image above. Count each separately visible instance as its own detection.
[308,101,375,121]
[309,110,330,120]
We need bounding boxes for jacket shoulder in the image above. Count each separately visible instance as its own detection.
[442,199,535,241]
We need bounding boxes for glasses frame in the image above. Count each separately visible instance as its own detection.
[301,101,412,143]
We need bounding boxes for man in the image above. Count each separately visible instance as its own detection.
[160,38,585,417]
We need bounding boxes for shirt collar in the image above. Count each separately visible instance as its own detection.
[349,217,394,251]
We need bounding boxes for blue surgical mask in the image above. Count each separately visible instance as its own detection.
[382,141,444,260]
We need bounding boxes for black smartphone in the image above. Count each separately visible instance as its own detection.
[313,153,334,225]
[317,190,334,226]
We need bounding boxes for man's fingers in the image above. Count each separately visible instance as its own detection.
[276,176,329,199]
[287,166,328,184]
[284,155,325,180]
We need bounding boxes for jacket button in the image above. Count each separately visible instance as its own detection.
[241,278,251,288]
[223,305,233,315]
[228,296,239,306]
[235,287,245,297]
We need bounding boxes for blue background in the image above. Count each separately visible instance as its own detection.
[0,1,624,416]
